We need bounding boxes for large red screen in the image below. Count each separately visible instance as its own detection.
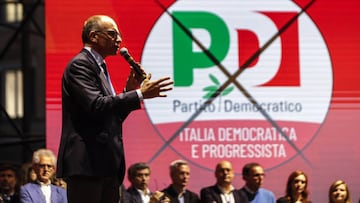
[46,0,360,202]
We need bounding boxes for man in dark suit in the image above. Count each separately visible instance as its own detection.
[120,184,133,203]
[161,160,199,203]
[126,162,152,203]
[20,149,67,203]
[56,15,173,203]
[200,160,248,203]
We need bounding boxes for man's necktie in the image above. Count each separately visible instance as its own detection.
[101,62,115,95]
[101,63,109,78]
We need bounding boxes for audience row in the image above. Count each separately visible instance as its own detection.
[121,160,354,203]
[0,149,355,203]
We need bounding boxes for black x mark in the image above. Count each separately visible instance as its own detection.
[148,0,316,167]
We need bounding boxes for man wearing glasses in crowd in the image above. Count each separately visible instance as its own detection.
[20,149,67,203]
[238,163,276,203]
[56,15,173,203]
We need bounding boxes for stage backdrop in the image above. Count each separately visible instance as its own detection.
[46,0,360,202]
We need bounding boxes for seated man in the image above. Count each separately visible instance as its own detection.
[20,149,67,203]
[126,162,152,203]
[161,160,199,203]
[0,163,20,203]
[238,162,275,203]
[200,160,248,203]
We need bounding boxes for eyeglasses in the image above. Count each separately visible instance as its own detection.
[37,164,54,170]
[251,173,265,178]
[95,30,121,39]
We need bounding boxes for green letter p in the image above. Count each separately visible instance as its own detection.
[173,11,230,86]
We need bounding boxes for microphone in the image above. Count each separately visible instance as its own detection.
[119,47,146,79]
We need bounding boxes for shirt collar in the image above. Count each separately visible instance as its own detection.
[84,46,105,67]
[243,186,256,194]
[37,180,51,186]
[171,185,186,197]
[136,188,151,196]
[217,184,234,194]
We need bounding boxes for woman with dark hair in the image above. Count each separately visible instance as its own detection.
[329,180,351,203]
[277,170,311,203]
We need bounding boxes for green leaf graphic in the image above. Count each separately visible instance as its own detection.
[203,86,218,92]
[209,74,220,85]
[202,74,234,99]
[222,86,234,96]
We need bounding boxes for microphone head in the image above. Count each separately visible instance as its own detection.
[119,47,128,56]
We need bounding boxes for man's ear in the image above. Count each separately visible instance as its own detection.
[89,31,98,43]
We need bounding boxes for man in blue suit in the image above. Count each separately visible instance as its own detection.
[20,149,67,203]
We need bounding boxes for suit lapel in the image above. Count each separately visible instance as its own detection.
[51,185,58,203]
[81,49,113,95]
[28,183,46,202]
[99,70,113,95]
[184,191,192,203]
[214,186,223,203]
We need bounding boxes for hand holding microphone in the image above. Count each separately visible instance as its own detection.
[119,47,147,80]
[120,47,173,98]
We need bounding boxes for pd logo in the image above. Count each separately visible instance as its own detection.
[142,0,332,172]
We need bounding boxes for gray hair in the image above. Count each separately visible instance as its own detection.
[32,149,57,166]
[169,159,188,175]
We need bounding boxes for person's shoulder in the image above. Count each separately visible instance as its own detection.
[69,50,93,66]
[186,189,199,196]
[258,188,276,200]
[235,188,247,197]
[200,185,216,192]
[65,48,92,67]
[51,184,66,191]
[161,185,172,193]
[74,48,90,57]
[21,182,37,188]
[259,188,275,194]
[20,182,38,192]
[186,189,200,201]
[126,186,140,195]
[238,187,246,192]
[276,196,288,203]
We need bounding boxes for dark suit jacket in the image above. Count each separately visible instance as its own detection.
[162,185,200,203]
[120,185,135,203]
[0,192,19,203]
[56,48,141,184]
[19,182,67,203]
[126,186,146,203]
[276,197,289,203]
[200,185,248,203]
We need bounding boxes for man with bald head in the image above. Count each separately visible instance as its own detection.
[200,160,248,203]
[56,15,173,203]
